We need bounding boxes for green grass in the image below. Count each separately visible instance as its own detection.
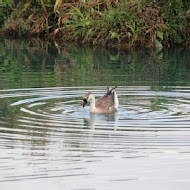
[1,0,190,48]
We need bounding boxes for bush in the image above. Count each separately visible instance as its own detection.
[1,0,190,48]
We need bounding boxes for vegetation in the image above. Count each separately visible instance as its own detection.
[0,0,190,48]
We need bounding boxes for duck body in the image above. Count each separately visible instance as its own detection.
[83,86,119,113]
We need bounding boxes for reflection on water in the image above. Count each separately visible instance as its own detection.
[0,39,190,190]
[83,112,119,130]
[0,38,190,89]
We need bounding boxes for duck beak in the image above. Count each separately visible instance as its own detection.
[83,98,87,108]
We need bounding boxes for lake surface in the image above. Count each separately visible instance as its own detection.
[0,38,190,190]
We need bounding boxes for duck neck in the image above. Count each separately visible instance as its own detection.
[89,94,96,111]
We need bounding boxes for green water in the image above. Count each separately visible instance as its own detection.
[1,38,190,89]
[1,38,190,190]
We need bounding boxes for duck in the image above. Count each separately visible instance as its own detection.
[83,86,119,113]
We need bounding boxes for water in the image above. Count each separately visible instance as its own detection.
[0,38,190,190]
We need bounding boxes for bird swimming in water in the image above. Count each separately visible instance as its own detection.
[83,86,119,113]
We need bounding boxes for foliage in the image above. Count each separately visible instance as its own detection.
[1,0,190,47]
[0,0,14,8]
[155,0,188,45]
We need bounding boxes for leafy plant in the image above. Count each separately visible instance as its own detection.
[0,0,14,8]
[158,0,189,45]
[1,0,190,47]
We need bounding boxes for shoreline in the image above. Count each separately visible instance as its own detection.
[1,1,190,49]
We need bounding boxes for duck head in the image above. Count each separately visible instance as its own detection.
[83,92,92,107]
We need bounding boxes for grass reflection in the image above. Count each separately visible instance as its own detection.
[0,38,190,89]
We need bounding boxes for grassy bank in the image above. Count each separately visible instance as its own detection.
[1,0,190,48]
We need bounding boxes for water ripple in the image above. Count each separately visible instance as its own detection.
[1,86,190,188]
